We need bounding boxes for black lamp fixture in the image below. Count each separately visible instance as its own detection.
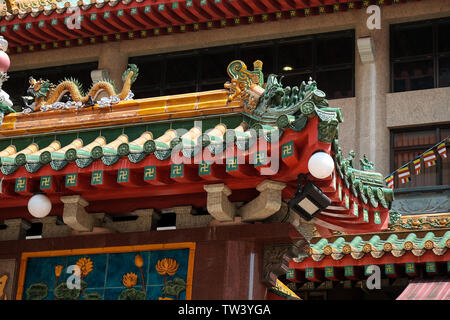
[288,174,331,221]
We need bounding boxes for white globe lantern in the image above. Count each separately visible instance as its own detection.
[27,194,52,218]
[308,151,335,179]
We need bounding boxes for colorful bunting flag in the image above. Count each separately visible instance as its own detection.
[437,142,447,159]
[397,166,411,184]
[413,158,421,175]
[385,174,394,189]
[423,150,437,167]
[385,136,449,187]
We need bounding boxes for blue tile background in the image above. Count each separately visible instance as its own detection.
[22,248,191,300]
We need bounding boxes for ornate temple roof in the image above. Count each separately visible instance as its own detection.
[0,59,393,237]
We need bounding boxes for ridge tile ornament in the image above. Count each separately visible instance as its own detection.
[224,60,342,144]
[21,64,138,112]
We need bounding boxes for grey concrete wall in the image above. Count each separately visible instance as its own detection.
[329,97,357,160]
[386,87,450,129]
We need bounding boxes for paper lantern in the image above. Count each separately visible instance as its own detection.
[308,151,335,179]
[27,194,52,218]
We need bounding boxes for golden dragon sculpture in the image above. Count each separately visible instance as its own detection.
[23,64,139,111]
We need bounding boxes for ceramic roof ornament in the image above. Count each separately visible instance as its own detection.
[0,36,10,73]
[0,36,14,124]
[22,64,138,112]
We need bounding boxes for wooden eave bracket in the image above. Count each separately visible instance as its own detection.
[203,183,236,222]
[60,195,96,232]
[203,180,287,223]
[239,180,286,222]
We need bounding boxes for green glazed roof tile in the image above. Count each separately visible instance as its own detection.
[437,231,450,248]
[330,237,346,250]
[302,231,449,262]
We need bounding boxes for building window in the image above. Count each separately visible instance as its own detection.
[3,62,98,111]
[129,30,354,100]
[390,17,450,93]
[391,125,450,189]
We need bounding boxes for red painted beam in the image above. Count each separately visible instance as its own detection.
[92,15,121,33]
[191,1,213,20]
[131,8,160,28]
[36,21,74,41]
[1,31,27,47]
[120,12,147,30]
[53,19,91,39]
[3,27,33,46]
[276,0,301,10]
[200,1,227,19]
[150,7,173,26]
[172,5,200,24]
[214,1,240,17]
[309,0,325,6]
[18,27,49,43]
[143,166,174,186]
[28,22,66,41]
[288,0,311,8]
[156,5,186,25]
[82,17,110,35]
[256,0,282,11]
[234,0,257,15]
[106,13,136,32]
